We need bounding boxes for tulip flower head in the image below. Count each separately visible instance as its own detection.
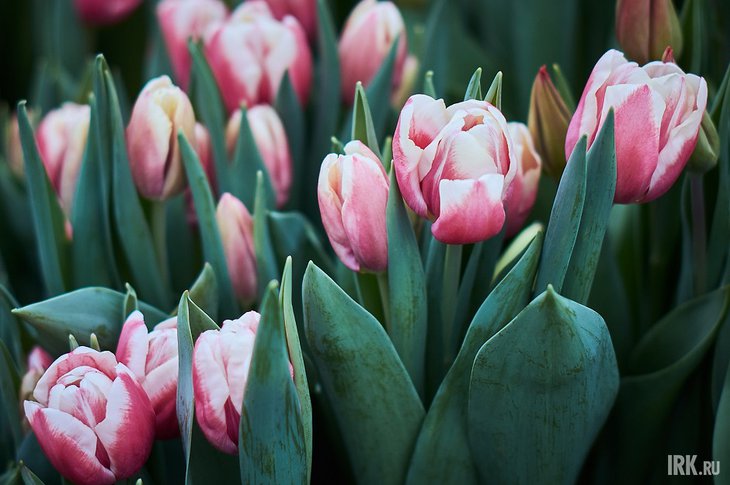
[339,0,408,104]
[318,140,389,272]
[19,346,53,404]
[127,75,197,201]
[615,0,683,65]
[392,94,517,245]
[205,1,312,113]
[566,49,707,204]
[225,106,293,207]
[504,123,542,237]
[261,0,317,39]
[216,193,257,304]
[24,347,155,485]
[74,0,142,25]
[116,312,180,439]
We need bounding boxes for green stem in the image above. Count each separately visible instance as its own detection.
[690,174,707,296]
[441,244,463,364]
[150,201,169,285]
[376,271,391,333]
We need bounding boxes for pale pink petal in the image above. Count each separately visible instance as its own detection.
[115,311,149,380]
[34,348,118,405]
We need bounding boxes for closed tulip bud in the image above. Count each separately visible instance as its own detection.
[216,193,257,304]
[225,106,293,207]
[339,0,408,105]
[261,0,317,40]
[74,0,142,25]
[566,50,707,204]
[686,110,720,174]
[116,312,179,439]
[528,66,572,179]
[318,140,389,272]
[36,103,91,215]
[393,94,517,245]
[24,347,155,485]
[505,123,542,237]
[205,1,312,113]
[19,346,53,404]
[127,76,196,201]
[193,312,260,454]
[157,0,228,90]
[616,0,683,65]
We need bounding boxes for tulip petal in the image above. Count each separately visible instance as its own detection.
[34,348,118,406]
[115,311,149,379]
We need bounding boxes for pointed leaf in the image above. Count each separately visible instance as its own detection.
[351,83,381,159]
[483,71,502,109]
[229,106,275,209]
[463,68,483,101]
[275,72,305,209]
[188,263,219,322]
[253,172,280,298]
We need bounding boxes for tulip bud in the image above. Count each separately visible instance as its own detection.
[615,0,683,64]
[505,123,542,237]
[205,1,312,113]
[527,66,572,179]
[19,346,53,405]
[566,50,707,204]
[24,347,155,485]
[339,0,408,105]
[193,312,260,454]
[127,76,196,201]
[116,312,180,439]
[74,0,142,26]
[261,0,317,40]
[36,103,91,215]
[686,110,720,174]
[216,193,257,304]
[318,140,389,272]
[393,95,517,244]
[392,54,419,109]
[157,0,228,90]
[225,106,293,207]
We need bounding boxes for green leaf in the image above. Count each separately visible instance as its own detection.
[535,136,587,294]
[16,102,68,297]
[0,340,22,451]
[423,71,436,98]
[406,231,542,485]
[424,236,446,396]
[229,106,275,209]
[467,286,619,484]
[0,285,23,367]
[122,283,138,321]
[275,72,305,209]
[303,263,424,484]
[362,37,399,138]
[463,68,483,101]
[239,282,306,484]
[483,71,502,109]
[708,65,730,288]
[12,288,168,355]
[351,83,381,159]
[550,63,576,111]
[253,172,280,299]
[714,358,730,479]
[179,132,238,319]
[105,70,169,309]
[562,111,616,304]
[188,40,229,194]
[188,263,219,322]
[19,463,45,485]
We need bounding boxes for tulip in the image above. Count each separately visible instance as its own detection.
[527,66,572,179]
[127,75,197,201]
[116,311,179,439]
[19,346,53,404]
[615,0,683,65]
[216,193,257,303]
[23,347,155,485]
[205,1,312,113]
[225,106,293,207]
[318,141,389,272]
[193,312,260,454]
[392,94,517,245]
[74,0,142,26]
[392,54,419,109]
[36,103,91,215]
[565,49,707,204]
[339,0,408,104]
[261,0,317,40]
[157,0,228,90]
[504,123,542,237]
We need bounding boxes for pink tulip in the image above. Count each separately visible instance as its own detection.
[157,0,228,90]
[261,0,317,39]
[74,0,142,25]
[504,123,542,237]
[116,312,179,439]
[225,106,292,207]
[216,193,257,304]
[23,347,155,485]
[339,0,408,104]
[205,1,312,113]
[318,140,389,272]
[392,95,517,245]
[127,75,197,201]
[36,103,91,216]
[565,49,708,204]
[19,346,53,404]
[615,0,683,65]
[193,312,260,454]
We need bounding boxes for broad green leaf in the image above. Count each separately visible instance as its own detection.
[562,111,616,304]
[12,288,167,355]
[275,72,305,209]
[303,263,424,485]
[708,65,730,288]
[406,231,542,485]
[714,358,730,482]
[179,132,238,319]
[229,105,275,209]
[463,68,483,101]
[0,341,22,451]
[351,83,381,159]
[253,172,280,299]
[535,136,587,294]
[676,177,694,304]
[188,263,219,322]
[0,285,23,367]
[17,102,68,297]
[468,286,618,484]
[424,237,446,396]
[239,282,306,484]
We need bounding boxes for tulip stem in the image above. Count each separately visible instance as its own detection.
[376,272,391,332]
[150,201,170,286]
[442,244,463,362]
[690,174,707,295]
